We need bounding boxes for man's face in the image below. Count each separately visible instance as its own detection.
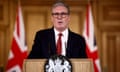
[51,6,70,32]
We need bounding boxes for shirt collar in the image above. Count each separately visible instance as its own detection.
[54,28,68,37]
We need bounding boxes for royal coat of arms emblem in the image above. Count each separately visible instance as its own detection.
[44,55,72,72]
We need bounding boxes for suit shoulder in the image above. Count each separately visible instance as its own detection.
[70,31,82,37]
[36,28,52,34]
[70,31,85,40]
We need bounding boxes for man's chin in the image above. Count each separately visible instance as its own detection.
[56,27,65,32]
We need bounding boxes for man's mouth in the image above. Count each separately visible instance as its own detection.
[58,21,63,24]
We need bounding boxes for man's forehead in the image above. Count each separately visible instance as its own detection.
[52,6,68,12]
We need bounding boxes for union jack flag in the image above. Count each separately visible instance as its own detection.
[83,3,101,72]
[6,2,28,72]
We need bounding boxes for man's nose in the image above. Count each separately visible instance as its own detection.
[57,15,62,19]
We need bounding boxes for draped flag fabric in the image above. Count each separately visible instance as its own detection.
[6,3,28,72]
[83,4,101,72]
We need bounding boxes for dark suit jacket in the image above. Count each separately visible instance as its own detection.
[28,28,87,59]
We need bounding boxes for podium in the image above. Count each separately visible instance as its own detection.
[23,59,94,72]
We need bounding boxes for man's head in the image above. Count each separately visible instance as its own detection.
[51,1,70,32]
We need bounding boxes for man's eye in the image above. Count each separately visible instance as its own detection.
[61,13,68,15]
[54,13,59,15]
[52,13,59,15]
[52,13,68,15]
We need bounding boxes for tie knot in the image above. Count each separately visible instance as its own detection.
[58,33,62,37]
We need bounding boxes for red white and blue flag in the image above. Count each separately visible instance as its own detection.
[6,3,28,72]
[83,3,101,72]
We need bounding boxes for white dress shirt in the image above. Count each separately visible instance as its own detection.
[54,28,69,56]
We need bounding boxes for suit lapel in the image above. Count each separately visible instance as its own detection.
[49,28,56,55]
[66,30,72,57]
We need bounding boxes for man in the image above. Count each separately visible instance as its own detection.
[28,1,87,59]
